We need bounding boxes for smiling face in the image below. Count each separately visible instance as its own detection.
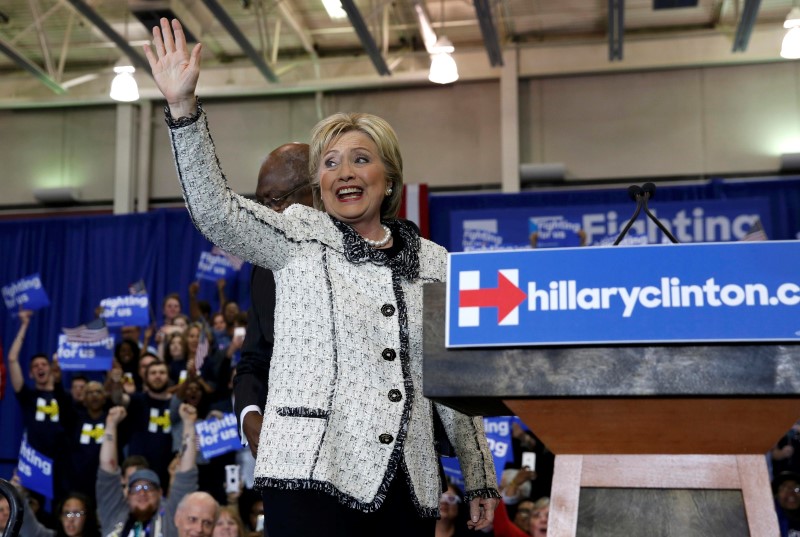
[127,480,161,521]
[212,509,241,537]
[29,355,52,388]
[529,503,549,537]
[145,363,170,393]
[318,130,389,235]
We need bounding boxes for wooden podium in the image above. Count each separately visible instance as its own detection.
[423,283,800,536]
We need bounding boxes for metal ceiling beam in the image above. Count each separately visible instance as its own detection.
[64,0,153,77]
[732,0,761,52]
[276,0,318,58]
[0,37,67,94]
[472,0,503,67]
[609,0,623,61]
[199,0,278,82]
[340,0,391,76]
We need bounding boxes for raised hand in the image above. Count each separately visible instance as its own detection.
[143,18,202,118]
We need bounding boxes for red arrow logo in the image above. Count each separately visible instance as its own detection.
[459,272,528,323]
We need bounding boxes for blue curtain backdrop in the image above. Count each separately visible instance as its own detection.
[0,208,251,478]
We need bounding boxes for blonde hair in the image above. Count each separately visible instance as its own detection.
[309,112,403,219]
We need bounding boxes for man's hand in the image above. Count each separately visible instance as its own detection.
[179,402,198,425]
[107,405,127,427]
[189,281,199,298]
[18,309,33,326]
[51,353,62,383]
[243,412,263,457]
[466,496,498,532]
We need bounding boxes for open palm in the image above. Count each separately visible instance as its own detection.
[143,18,202,113]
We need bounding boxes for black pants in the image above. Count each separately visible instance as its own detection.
[261,470,436,537]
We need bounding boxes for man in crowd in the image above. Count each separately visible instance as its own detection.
[174,493,219,537]
[6,309,70,498]
[65,380,110,496]
[234,142,313,456]
[97,403,200,537]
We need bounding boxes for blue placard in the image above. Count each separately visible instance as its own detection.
[57,334,115,371]
[196,251,238,282]
[2,273,51,313]
[440,457,464,492]
[17,436,54,499]
[100,294,150,327]
[483,417,513,484]
[196,413,241,459]
[446,241,800,347]
[453,198,770,251]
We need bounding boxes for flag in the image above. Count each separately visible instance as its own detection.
[195,330,210,372]
[62,318,109,343]
[398,184,429,238]
[129,279,147,295]
[210,246,245,271]
[740,219,768,242]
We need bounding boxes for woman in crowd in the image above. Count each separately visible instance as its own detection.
[144,18,498,536]
[528,497,549,537]
[164,332,190,384]
[435,484,471,537]
[212,507,246,537]
[19,491,100,537]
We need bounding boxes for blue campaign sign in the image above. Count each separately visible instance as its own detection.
[452,197,771,251]
[196,413,241,459]
[440,457,464,493]
[446,241,800,347]
[18,436,54,499]
[57,335,115,371]
[100,294,150,327]
[2,273,50,313]
[483,417,514,484]
[196,251,238,281]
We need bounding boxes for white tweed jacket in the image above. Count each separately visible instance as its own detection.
[167,107,498,516]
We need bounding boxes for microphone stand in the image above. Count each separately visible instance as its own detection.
[613,185,644,245]
[640,183,679,244]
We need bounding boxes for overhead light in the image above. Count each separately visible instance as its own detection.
[321,0,347,20]
[428,37,458,84]
[33,187,81,205]
[110,64,139,102]
[782,7,800,59]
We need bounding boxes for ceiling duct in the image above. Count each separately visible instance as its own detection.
[128,0,199,42]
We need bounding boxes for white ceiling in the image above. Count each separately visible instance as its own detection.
[0,0,796,107]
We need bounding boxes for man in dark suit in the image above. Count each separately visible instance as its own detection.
[234,143,313,455]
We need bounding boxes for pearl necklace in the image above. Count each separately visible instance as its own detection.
[363,224,392,248]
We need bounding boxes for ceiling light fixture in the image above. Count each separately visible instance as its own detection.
[110,64,139,102]
[428,37,458,84]
[781,6,800,59]
[321,0,348,20]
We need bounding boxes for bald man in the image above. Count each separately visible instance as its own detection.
[233,143,313,454]
[174,492,219,537]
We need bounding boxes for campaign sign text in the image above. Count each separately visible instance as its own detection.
[196,413,241,459]
[57,334,115,371]
[454,198,769,251]
[2,273,50,313]
[18,436,54,499]
[196,252,238,281]
[100,294,150,327]
[446,241,800,347]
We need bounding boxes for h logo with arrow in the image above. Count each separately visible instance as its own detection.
[458,269,528,327]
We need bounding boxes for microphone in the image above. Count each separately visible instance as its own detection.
[613,185,644,245]
[639,182,679,244]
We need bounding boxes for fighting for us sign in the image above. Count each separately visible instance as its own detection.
[446,241,800,347]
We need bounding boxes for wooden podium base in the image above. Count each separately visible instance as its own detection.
[547,454,777,536]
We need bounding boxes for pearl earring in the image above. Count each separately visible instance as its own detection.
[386,187,393,196]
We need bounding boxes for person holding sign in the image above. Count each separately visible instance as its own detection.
[6,309,71,500]
[144,18,499,536]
